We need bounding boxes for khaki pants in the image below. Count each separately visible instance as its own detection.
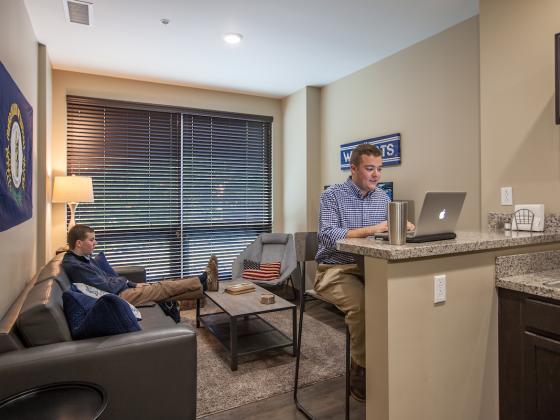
[314,263,365,367]
[119,277,203,306]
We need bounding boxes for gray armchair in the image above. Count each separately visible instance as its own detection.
[231,233,298,294]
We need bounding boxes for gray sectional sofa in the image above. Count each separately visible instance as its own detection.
[0,252,197,419]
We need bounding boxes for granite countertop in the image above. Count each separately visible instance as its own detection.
[495,250,560,301]
[496,269,560,301]
[336,230,560,261]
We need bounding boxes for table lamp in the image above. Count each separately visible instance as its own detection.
[52,175,94,230]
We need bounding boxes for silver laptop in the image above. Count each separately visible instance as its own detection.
[376,192,466,243]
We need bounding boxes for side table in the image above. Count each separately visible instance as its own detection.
[0,382,107,420]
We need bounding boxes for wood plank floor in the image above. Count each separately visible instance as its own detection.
[201,376,365,419]
[200,290,366,419]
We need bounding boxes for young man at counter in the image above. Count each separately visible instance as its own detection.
[315,144,413,401]
[62,224,217,306]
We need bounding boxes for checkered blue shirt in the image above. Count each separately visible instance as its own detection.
[316,177,390,264]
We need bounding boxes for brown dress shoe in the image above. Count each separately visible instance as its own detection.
[350,359,366,402]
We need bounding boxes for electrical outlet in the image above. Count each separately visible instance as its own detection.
[500,187,513,205]
[434,274,446,304]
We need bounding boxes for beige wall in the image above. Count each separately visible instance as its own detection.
[50,70,283,253]
[0,0,39,316]
[320,17,481,230]
[282,86,321,234]
[480,0,560,221]
[282,88,307,233]
[37,44,52,266]
[306,87,321,231]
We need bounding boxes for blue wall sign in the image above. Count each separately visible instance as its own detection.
[340,133,401,170]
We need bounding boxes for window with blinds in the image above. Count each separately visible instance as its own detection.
[182,114,272,278]
[67,96,272,281]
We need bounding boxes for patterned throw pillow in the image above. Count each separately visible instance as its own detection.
[243,259,261,270]
[242,262,281,281]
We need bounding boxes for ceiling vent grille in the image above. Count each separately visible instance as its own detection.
[63,0,93,26]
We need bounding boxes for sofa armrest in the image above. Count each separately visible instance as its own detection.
[0,324,196,419]
[114,266,146,283]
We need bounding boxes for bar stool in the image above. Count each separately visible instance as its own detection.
[293,232,351,420]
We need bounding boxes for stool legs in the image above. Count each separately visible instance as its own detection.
[294,290,351,420]
[294,289,313,419]
[345,326,351,419]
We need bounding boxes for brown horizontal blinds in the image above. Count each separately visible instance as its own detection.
[182,114,272,279]
[66,96,272,281]
[67,98,182,280]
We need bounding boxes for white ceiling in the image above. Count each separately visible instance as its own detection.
[24,0,478,98]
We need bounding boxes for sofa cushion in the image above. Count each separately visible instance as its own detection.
[16,279,73,346]
[94,251,118,276]
[36,253,71,291]
[63,291,141,340]
[133,304,176,330]
[114,265,147,284]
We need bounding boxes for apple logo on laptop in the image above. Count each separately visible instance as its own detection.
[439,209,447,220]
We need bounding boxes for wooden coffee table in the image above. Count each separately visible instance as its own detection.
[196,280,296,371]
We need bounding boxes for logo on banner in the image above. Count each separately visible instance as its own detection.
[5,103,27,204]
[340,133,401,170]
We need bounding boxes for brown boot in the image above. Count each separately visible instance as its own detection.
[206,256,219,291]
[350,359,366,402]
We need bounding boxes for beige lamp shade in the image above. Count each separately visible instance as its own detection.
[52,176,94,231]
[52,176,94,203]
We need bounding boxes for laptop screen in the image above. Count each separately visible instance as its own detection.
[413,192,466,237]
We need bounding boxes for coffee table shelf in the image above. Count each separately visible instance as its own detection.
[198,312,293,356]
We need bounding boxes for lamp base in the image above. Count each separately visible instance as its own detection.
[67,202,78,231]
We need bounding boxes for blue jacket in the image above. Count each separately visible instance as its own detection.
[62,251,133,295]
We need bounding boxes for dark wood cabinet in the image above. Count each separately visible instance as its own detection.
[499,289,560,420]
[524,332,560,420]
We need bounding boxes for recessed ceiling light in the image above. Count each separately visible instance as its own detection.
[224,33,243,44]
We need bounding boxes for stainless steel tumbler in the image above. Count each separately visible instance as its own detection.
[388,201,408,245]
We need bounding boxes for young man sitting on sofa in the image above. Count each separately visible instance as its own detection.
[62,224,217,306]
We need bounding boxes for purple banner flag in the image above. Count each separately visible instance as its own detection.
[0,61,33,232]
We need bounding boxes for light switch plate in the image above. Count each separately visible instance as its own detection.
[434,274,446,304]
